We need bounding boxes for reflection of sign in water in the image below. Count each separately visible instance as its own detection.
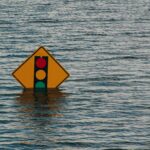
[12,47,69,89]
[17,89,66,117]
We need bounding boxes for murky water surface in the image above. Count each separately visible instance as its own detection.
[0,0,150,149]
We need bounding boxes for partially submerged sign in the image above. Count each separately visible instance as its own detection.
[12,46,69,89]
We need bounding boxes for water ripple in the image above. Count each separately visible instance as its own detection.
[0,0,150,149]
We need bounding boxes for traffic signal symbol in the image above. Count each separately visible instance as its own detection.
[34,56,48,89]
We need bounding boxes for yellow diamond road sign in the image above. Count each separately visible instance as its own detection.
[12,47,69,89]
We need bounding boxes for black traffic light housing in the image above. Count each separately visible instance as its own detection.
[34,56,48,90]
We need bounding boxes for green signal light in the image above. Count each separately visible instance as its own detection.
[35,81,46,88]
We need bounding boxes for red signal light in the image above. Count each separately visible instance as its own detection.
[36,57,47,69]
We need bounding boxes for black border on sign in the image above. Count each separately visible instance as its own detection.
[12,46,70,89]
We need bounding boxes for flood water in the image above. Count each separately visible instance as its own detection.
[0,0,150,149]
